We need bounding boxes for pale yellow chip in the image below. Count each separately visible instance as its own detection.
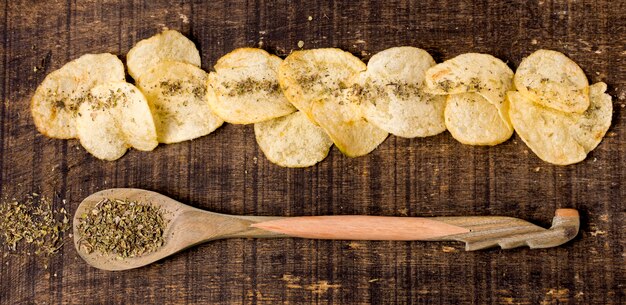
[126,30,201,81]
[278,48,366,122]
[311,96,388,157]
[254,111,333,167]
[354,47,446,138]
[424,53,514,129]
[425,53,513,105]
[508,82,612,165]
[570,82,612,152]
[76,82,158,161]
[445,93,513,145]
[31,53,125,139]
[514,49,589,113]
[137,61,224,144]
[207,48,295,124]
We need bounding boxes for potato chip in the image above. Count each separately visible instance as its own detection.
[76,82,158,161]
[424,53,514,129]
[278,48,366,122]
[311,96,388,157]
[207,48,296,124]
[31,53,125,139]
[570,82,612,152]
[126,30,201,81]
[353,47,446,138]
[254,111,333,167]
[508,82,612,165]
[514,49,589,113]
[445,93,513,145]
[424,53,513,105]
[137,61,224,144]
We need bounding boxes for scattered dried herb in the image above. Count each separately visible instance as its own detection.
[438,79,454,92]
[191,85,207,99]
[351,83,383,103]
[89,88,127,111]
[159,80,207,103]
[54,99,66,109]
[352,82,421,102]
[0,194,70,257]
[160,80,184,96]
[466,77,483,91]
[388,82,422,98]
[225,77,280,97]
[47,89,86,116]
[77,198,166,258]
[296,73,322,92]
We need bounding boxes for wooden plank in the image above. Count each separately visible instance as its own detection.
[0,0,624,304]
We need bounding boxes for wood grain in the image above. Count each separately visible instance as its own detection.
[1,0,625,304]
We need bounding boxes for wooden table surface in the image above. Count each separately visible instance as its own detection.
[1,0,624,304]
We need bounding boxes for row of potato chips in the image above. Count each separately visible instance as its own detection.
[31,30,612,166]
[31,30,223,160]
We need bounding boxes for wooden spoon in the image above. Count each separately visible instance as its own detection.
[73,188,580,271]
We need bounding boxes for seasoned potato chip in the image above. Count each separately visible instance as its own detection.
[353,47,446,138]
[445,93,513,145]
[76,82,158,161]
[254,111,333,167]
[137,61,224,144]
[424,53,514,129]
[127,30,201,81]
[311,96,388,157]
[31,53,125,139]
[570,82,612,152]
[424,53,513,106]
[508,82,612,165]
[278,48,366,122]
[514,49,589,113]
[278,49,385,157]
[208,48,295,124]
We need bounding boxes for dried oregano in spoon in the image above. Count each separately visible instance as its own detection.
[77,198,166,258]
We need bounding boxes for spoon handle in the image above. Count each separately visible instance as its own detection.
[247,209,579,250]
[250,216,469,240]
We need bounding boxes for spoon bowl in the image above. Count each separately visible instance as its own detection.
[73,188,282,271]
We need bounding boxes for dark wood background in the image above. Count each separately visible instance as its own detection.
[1,0,624,304]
